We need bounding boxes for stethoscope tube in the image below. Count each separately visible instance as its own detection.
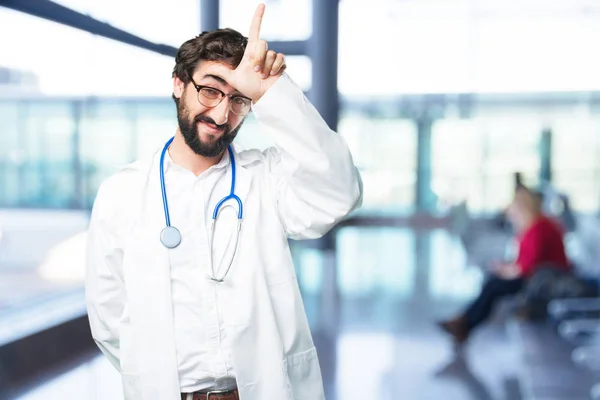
[160,137,175,227]
[212,146,243,221]
[159,137,181,249]
[159,137,243,282]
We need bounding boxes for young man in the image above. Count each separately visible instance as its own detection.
[439,186,569,344]
[85,5,362,400]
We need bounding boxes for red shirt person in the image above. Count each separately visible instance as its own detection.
[439,186,570,344]
[516,215,570,278]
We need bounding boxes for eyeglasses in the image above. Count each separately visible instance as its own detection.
[190,78,252,116]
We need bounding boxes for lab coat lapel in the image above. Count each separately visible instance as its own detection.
[124,150,181,399]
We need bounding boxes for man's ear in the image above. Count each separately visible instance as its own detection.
[173,75,185,99]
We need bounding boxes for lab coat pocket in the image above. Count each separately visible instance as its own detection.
[284,347,325,400]
[121,373,142,400]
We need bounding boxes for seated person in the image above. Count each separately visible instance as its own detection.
[438,186,570,344]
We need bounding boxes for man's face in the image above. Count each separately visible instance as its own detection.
[173,61,247,158]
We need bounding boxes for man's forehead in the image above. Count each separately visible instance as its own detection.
[194,62,236,88]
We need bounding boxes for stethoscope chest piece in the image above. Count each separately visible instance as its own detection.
[160,226,182,249]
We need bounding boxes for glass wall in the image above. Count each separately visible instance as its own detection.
[431,114,542,214]
[339,114,417,214]
[3,96,600,215]
[0,99,175,209]
[4,0,599,216]
[551,115,600,212]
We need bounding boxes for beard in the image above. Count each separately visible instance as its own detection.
[176,99,243,158]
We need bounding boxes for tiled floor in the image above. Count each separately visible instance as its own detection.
[10,228,530,399]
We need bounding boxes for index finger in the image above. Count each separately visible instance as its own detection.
[248,3,265,43]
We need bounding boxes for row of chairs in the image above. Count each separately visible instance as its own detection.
[549,296,600,399]
[521,184,600,399]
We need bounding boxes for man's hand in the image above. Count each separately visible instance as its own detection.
[224,4,286,103]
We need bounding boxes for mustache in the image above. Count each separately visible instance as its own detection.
[194,114,230,132]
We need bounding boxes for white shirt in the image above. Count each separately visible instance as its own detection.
[164,149,237,392]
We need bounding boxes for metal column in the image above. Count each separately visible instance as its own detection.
[200,0,219,32]
[539,127,553,184]
[309,0,339,132]
[72,101,83,209]
[416,116,434,212]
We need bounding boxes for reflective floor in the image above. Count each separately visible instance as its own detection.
[12,227,530,400]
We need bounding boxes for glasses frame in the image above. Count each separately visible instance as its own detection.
[190,78,252,116]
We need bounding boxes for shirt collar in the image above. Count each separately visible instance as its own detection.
[163,146,231,175]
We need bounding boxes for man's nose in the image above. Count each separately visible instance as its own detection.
[207,99,229,126]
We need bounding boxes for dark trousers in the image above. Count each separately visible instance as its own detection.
[465,277,525,331]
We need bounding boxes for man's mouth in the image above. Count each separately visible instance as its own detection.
[198,120,225,135]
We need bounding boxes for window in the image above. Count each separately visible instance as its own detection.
[432,115,541,214]
[339,114,417,214]
[551,116,600,212]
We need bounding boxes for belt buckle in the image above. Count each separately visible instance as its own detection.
[206,389,231,399]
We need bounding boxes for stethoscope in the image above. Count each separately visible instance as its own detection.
[159,136,243,282]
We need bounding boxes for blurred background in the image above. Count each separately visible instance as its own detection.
[2,0,600,399]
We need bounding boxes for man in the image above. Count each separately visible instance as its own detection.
[85,4,362,400]
[438,186,569,344]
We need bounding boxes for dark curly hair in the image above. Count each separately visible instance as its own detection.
[172,28,248,84]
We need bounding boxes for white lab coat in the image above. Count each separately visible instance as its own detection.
[85,73,362,400]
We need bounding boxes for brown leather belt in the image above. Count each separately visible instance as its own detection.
[180,388,239,400]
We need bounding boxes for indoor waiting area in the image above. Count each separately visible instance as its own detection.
[2,1,600,399]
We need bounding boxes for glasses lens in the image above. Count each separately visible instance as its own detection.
[198,87,222,107]
[230,97,251,116]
